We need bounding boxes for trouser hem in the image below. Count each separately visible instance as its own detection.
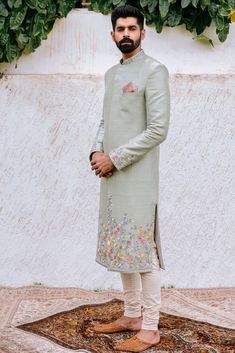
[141,322,159,330]
[124,310,142,318]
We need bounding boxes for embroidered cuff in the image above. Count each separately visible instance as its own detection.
[109,148,135,171]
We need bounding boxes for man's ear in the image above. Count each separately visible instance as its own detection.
[141,29,146,40]
[111,31,115,42]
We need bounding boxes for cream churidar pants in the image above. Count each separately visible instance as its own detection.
[120,243,161,330]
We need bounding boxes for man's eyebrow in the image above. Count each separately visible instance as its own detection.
[116,25,138,29]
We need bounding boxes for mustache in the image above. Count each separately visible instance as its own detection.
[119,38,134,45]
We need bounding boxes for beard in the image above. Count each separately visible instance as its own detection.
[115,35,141,54]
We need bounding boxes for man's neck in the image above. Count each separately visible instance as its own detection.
[122,47,142,61]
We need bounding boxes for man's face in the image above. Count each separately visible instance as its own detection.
[111,17,145,54]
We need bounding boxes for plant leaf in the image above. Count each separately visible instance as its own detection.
[0,48,4,60]
[214,15,224,31]
[208,2,218,17]
[25,35,41,53]
[43,20,54,33]
[218,4,232,17]
[0,2,9,17]
[10,5,27,30]
[7,0,16,9]
[0,32,9,45]
[167,7,182,26]
[33,12,46,36]
[155,16,164,32]
[227,0,235,7]
[193,34,214,46]
[159,0,170,18]
[112,0,123,5]
[181,0,191,9]
[0,15,5,30]
[47,0,57,20]
[200,0,210,11]
[57,0,77,18]
[191,0,199,7]
[140,0,149,7]
[6,39,17,62]
[148,0,158,13]
[217,23,229,42]
[16,31,29,48]
[25,0,47,14]
[14,0,23,9]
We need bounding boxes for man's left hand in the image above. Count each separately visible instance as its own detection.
[91,152,114,177]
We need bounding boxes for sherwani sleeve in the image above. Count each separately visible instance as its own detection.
[89,75,107,161]
[109,64,170,170]
[89,110,104,161]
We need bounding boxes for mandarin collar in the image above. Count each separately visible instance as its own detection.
[120,49,145,65]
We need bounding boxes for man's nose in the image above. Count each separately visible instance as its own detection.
[123,28,130,37]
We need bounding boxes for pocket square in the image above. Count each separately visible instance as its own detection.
[122,81,138,93]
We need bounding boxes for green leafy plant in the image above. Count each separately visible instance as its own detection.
[89,0,235,45]
[1,1,234,63]
[0,0,81,63]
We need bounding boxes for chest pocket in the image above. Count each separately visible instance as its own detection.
[121,91,145,112]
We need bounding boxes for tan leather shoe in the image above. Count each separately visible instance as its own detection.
[115,334,160,352]
[92,321,140,334]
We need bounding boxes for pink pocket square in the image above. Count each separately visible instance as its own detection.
[122,81,138,93]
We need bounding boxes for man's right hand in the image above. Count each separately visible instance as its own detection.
[90,152,113,178]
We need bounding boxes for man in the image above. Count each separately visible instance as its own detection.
[89,5,170,352]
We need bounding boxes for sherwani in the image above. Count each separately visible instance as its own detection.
[89,49,170,273]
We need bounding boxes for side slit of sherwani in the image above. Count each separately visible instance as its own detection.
[154,203,165,270]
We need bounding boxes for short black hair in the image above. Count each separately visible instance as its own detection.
[111,5,144,31]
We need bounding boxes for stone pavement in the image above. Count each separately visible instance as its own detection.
[0,286,234,353]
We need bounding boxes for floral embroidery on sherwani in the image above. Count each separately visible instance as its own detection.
[109,148,136,171]
[96,195,155,272]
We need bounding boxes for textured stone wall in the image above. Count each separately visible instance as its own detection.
[0,9,234,289]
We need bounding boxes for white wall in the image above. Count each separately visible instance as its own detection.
[0,9,234,289]
[1,8,235,75]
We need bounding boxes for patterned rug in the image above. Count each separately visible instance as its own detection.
[0,286,234,353]
[17,298,235,353]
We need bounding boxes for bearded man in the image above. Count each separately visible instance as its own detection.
[89,4,170,352]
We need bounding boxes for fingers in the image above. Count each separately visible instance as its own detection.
[96,170,113,178]
[91,152,105,165]
[91,161,105,174]
[100,171,113,178]
[100,173,112,178]
[90,159,113,178]
[91,161,99,171]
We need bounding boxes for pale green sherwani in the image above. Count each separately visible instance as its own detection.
[90,49,170,272]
